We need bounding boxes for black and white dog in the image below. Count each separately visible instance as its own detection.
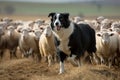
[48,12,96,74]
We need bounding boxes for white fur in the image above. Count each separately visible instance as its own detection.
[95,31,119,67]
[53,22,74,55]
[59,61,64,74]
[54,14,61,27]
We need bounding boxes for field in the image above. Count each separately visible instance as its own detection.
[0,1,120,79]
[0,14,120,80]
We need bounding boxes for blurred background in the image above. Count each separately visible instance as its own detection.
[0,0,120,20]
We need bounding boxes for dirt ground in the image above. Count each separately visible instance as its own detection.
[0,50,120,80]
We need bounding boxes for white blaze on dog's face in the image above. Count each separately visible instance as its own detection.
[48,13,70,32]
[54,13,61,31]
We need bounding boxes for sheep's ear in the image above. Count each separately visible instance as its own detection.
[48,13,55,18]
[17,27,22,33]
[97,33,102,37]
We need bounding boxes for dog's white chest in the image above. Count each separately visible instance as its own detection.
[59,39,71,55]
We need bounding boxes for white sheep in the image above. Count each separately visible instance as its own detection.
[100,19,113,31]
[95,29,119,68]
[72,16,84,23]
[5,25,21,59]
[39,25,57,66]
[18,27,41,62]
[0,25,7,60]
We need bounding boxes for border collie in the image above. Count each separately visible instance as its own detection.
[48,12,96,74]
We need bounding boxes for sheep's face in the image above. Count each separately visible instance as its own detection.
[34,30,42,40]
[6,26,16,36]
[43,27,52,37]
[97,31,114,45]
[21,28,32,39]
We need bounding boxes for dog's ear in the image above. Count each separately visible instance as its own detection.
[48,13,55,17]
[63,13,69,19]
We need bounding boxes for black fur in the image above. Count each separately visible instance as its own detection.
[48,12,96,63]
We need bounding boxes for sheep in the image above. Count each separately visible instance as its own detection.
[18,27,41,62]
[5,25,21,59]
[0,25,7,60]
[95,29,119,68]
[96,16,105,24]
[32,28,42,41]
[100,19,113,31]
[111,21,120,29]
[72,16,84,23]
[39,25,57,66]
[1,17,13,23]
[26,19,45,29]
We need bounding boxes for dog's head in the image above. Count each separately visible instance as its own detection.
[48,12,70,31]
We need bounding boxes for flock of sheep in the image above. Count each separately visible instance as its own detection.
[0,16,120,68]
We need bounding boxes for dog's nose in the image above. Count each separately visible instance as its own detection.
[55,22,59,26]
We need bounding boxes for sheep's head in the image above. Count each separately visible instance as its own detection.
[43,25,52,37]
[1,17,13,23]
[32,29,42,40]
[97,30,114,46]
[21,27,32,39]
[6,25,17,36]
[100,19,113,30]
[96,16,105,24]
[0,22,8,30]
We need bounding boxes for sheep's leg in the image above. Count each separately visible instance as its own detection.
[76,58,81,67]
[36,53,41,62]
[0,50,4,60]
[10,48,17,59]
[108,56,114,68]
[89,54,94,64]
[108,58,112,68]
[28,48,33,55]
[92,53,100,64]
[10,50,13,59]
[53,53,58,63]
[13,48,17,58]
[48,55,53,66]
[100,56,104,65]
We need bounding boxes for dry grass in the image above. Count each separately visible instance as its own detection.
[0,50,120,80]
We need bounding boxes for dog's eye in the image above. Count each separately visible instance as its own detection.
[53,16,56,20]
[60,17,63,21]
